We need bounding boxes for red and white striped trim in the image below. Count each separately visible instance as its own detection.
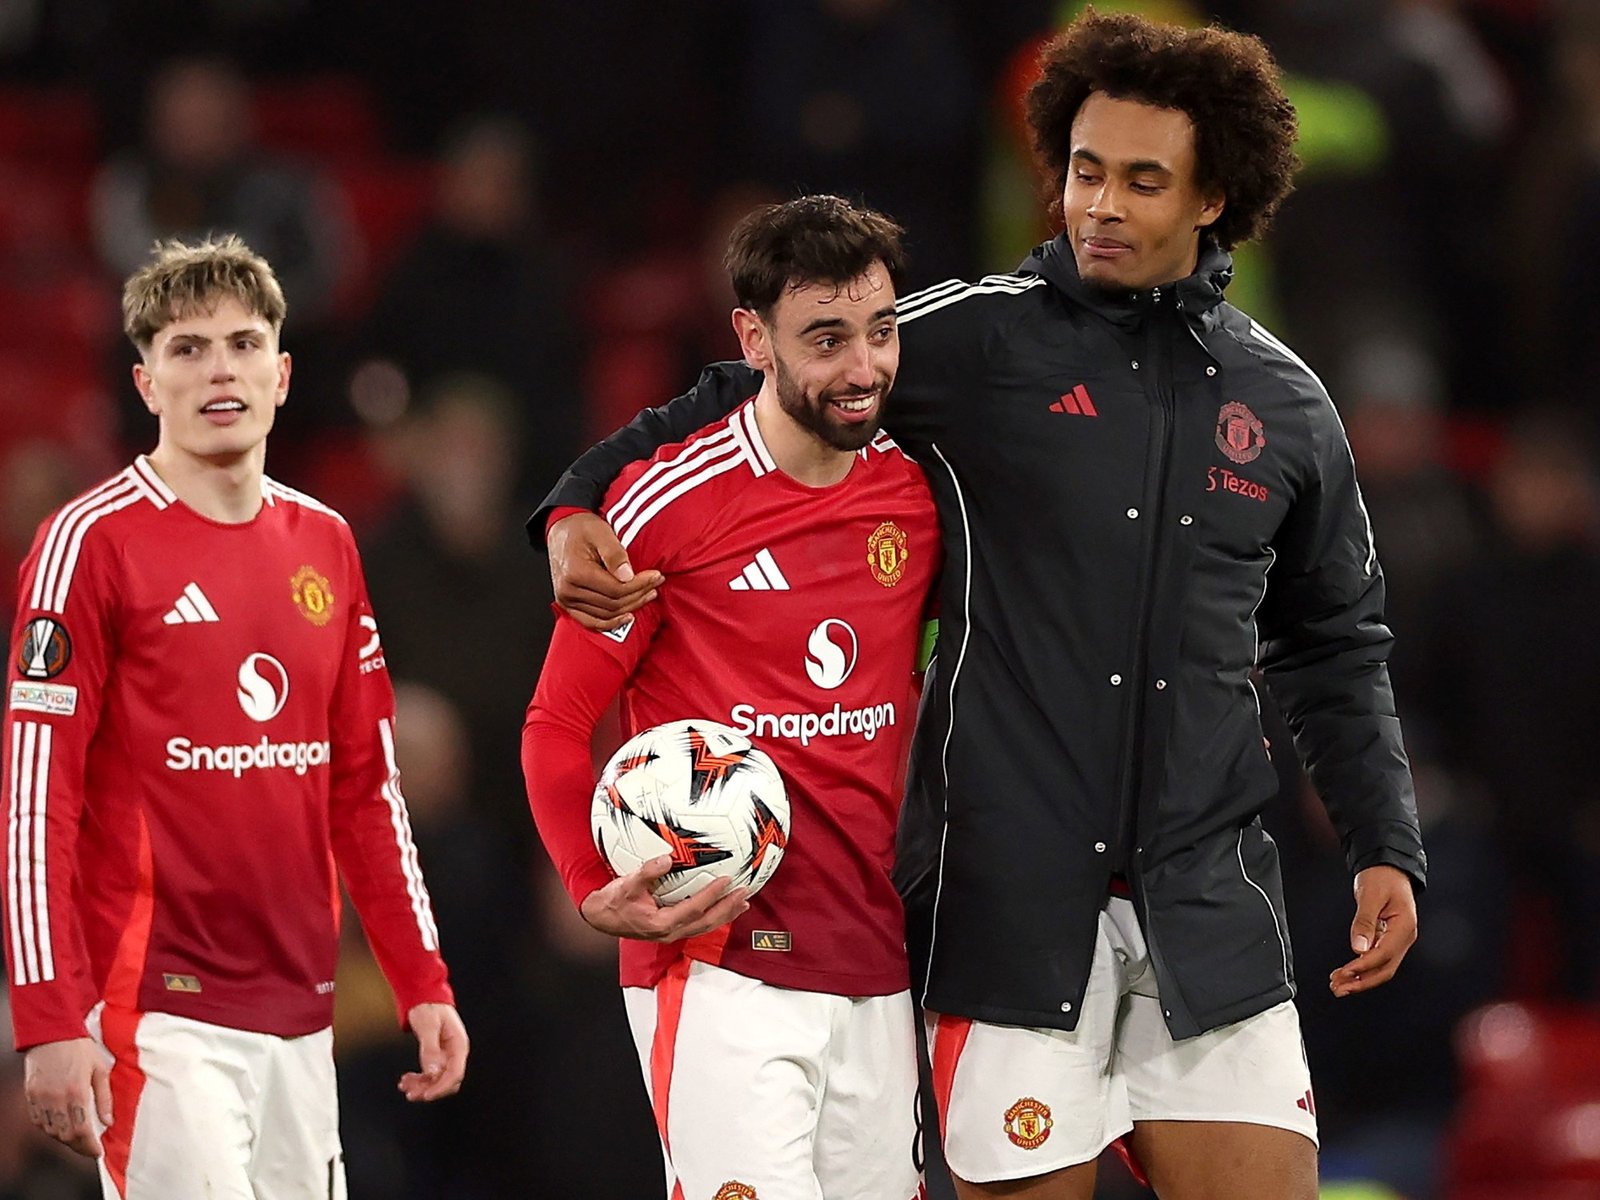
[725,402,777,477]
[129,457,177,507]
[606,422,753,550]
[263,479,348,524]
[377,718,440,952]
[8,720,54,985]
[30,469,152,615]
[864,429,900,457]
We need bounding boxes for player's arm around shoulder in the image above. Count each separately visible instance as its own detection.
[541,363,759,628]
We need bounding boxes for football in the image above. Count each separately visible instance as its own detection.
[591,719,790,905]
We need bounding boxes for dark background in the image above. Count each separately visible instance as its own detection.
[0,1,1596,1196]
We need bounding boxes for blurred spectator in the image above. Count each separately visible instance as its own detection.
[735,0,981,287]
[1340,337,1485,698]
[1419,409,1600,1000]
[90,56,354,454]
[1281,745,1509,1198]
[361,373,551,849]
[1261,0,1513,411]
[1509,0,1600,422]
[504,865,666,1196]
[579,179,781,440]
[334,681,523,1200]
[0,440,91,633]
[90,57,350,324]
[353,115,582,495]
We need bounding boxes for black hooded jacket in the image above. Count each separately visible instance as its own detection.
[534,235,1426,1038]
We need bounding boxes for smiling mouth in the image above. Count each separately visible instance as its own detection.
[201,400,245,414]
[832,394,876,414]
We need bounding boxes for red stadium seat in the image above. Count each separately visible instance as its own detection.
[0,353,114,462]
[252,77,384,161]
[328,160,438,318]
[1443,1005,1600,1196]
[1455,1004,1600,1094]
[0,163,94,266]
[0,87,98,165]
[0,275,117,358]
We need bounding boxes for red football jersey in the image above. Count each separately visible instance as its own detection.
[525,400,939,995]
[3,457,452,1049]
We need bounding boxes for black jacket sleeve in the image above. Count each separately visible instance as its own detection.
[527,361,760,542]
[1257,393,1428,888]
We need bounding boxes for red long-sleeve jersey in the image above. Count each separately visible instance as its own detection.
[524,400,939,996]
[3,457,452,1049]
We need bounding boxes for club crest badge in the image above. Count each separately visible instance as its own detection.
[290,565,335,627]
[1215,401,1265,465]
[867,521,909,588]
[714,1183,758,1199]
[15,618,71,679]
[1004,1096,1053,1150]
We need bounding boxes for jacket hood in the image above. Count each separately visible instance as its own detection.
[1020,233,1234,328]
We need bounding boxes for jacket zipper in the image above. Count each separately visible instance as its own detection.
[1114,290,1176,873]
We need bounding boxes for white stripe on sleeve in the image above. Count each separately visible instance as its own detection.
[377,719,440,952]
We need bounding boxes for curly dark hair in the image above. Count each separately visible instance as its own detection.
[724,194,907,316]
[1024,9,1299,250]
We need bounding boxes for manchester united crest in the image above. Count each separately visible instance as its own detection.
[714,1183,758,1199]
[290,565,335,627]
[866,521,909,588]
[1004,1097,1053,1150]
[1215,401,1265,465]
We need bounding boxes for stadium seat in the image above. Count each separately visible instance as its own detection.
[0,353,114,462]
[0,166,96,270]
[252,77,384,161]
[0,87,98,165]
[1443,1004,1600,1196]
[0,275,117,358]
[1455,1003,1600,1094]
[328,160,437,317]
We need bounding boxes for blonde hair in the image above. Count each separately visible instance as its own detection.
[121,234,288,353]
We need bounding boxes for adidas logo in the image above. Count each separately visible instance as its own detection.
[728,549,790,591]
[162,582,220,624]
[1048,385,1098,416]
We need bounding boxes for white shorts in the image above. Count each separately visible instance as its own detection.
[623,959,924,1200]
[927,897,1317,1185]
[88,1004,344,1200]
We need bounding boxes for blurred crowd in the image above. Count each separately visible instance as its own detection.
[0,1,1597,1197]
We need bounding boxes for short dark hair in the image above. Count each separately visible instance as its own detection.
[1025,10,1299,250]
[724,195,907,316]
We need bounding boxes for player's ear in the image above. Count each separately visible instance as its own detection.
[275,351,291,408]
[731,308,771,372]
[132,359,160,415]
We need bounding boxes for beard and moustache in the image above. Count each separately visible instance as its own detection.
[773,353,892,453]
